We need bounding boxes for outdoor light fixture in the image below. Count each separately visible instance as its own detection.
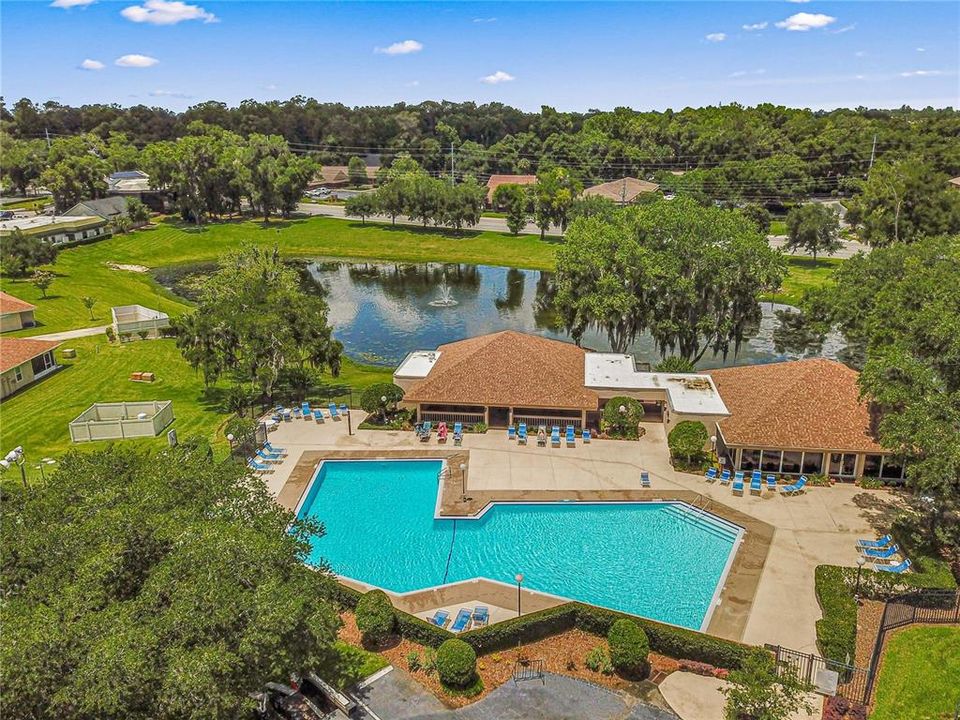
[459,462,467,499]
[618,405,627,414]
[855,556,866,600]
[2,446,27,488]
[515,573,524,617]
[35,458,56,483]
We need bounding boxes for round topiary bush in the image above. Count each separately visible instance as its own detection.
[601,396,645,438]
[355,589,395,645]
[607,618,650,678]
[436,638,478,688]
[667,420,709,463]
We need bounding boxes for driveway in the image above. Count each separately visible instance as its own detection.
[29,325,109,342]
[352,668,677,720]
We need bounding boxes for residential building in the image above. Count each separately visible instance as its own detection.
[310,165,380,188]
[0,215,109,245]
[0,292,37,332]
[583,177,660,204]
[64,196,129,222]
[106,170,167,211]
[950,176,960,190]
[0,338,61,399]
[485,174,537,204]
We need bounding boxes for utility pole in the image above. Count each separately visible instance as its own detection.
[450,142,455,186]
[44,128,51,150]
[867,133,877,175]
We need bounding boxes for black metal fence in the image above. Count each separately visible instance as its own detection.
[231,421,268,461]
[513,659,545,684]
[768,645,870,705]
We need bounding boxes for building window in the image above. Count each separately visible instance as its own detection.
[829,452,858,477]
[760,450,782,472]
[802,452,824,475]
[863,454,882,477]
[14,366,23,382]
[781,451,803,474]
[31,352,54,375]
[880,457,906,481]
[739,449,761,471]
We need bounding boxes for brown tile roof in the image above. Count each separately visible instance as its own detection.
[0,291,36,315]
[0,338,60,374]
[583,177,659,203]
[404,331,599,410]
[949,176,960,188]
[485,174,537,201]
[707,359,884,453]
[316,165,379,184]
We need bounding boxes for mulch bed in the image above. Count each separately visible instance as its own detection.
[854,599,884,668]
[338,611,679,708]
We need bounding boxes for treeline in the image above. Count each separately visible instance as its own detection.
[3,98,958,201]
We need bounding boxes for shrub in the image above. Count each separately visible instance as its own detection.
[355,590,395,645]
[358,382,405,421]
[607,619,650,677]
[137,329,150,341]
[460,604,577,654]
[471,422,487,433]
[655,356,696,373]
[814,565,859,662]
[436,638,477,688]
[585,646,613,675]
[394,607,452,648]
[601,396,645,438]
[667,421,709,463]
[104,326,116,343]
[406,650,421,672]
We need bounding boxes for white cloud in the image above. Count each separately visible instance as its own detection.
[899,70,945,77]
[787,0,811,3]
[480,70,515,85]
[775,12,837,31]
[916,47,926,52]
[472,17,496,23]
[830,24,856,35]
[405,80,420,87]
[50,0,95,8]
[374,40,423,55]
[729,69,766,78]
[80,58,105,70]
[121,0,217,25]
[705,32,727,42]
[149,89,192,98]
[115,54,159,67]
[855,51,867,58]
[264,83,278,91]
[742,22,768,31]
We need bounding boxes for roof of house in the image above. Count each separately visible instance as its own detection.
[0,215,106,236]
[402,331,599,410]
[583,177,659,203]
[64,196,128,219]
[0,291,36,316]
[1,338,60,374]
[317,165,380,184]
[109,170,148,181]
[485,174,538,201]
[950,177,960,188]
[707,358,884,453]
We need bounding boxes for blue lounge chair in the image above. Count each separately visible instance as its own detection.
[750,474,762,495]
[247,459,272,473]
[428,609,450,627]
[507,425,516,440]
[874,558,912,574]
[857,534,893,549]
[518,423,528,445]
[255,448,281,463]
[301,401,311,419]
[766,475,777,491]
[328,403,340,420]
[313,408,325,423]
[862,543,900,560]
[472,607,489,626]
[282,408,292,422]
[453,422,463,446]
[418,421,432,442]
[550,426,561,447]
[781,476,808,496]
[451,608,472,632]
[732,472,745,495]
[292,406,302,419]
[582,428,591,443]
[264,441,286,455]
[640,470,651,488]
[705,467,718,481]
[340,403,349,416]
[565,425,576,446]
[719,469,732,485]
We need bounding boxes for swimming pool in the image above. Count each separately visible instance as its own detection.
[296,459,742,631]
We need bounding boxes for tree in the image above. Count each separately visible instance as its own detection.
[492,183,530,235]
[81,295,96,320]
[173,245,342,398]
[347,156,368,187]
[655,357,696,373]
[607,619,650,678]
[359,383,405,422]
[0,445,341,720]
[125,197,151,226]
[355,590,395,645]
[740,203,771,234]
[667,421,709,463]
[0,134,47,196]
[376,178,409,225]
[344,192,379,224]
[406,175,444,227]
[0,228,58,277]
[783,204,842,261]
[602,397,645,437]
[244,134,315,221]
[442,178,485,231]
[40,134,110,211]
[532,167,582,239]
[569,195,618,223]
[722,654,814,720]
[848,159,960,246]
[31,269,55,298]
[112,216,133,234]
[555,198,785,361]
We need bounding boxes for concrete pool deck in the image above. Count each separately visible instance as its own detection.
[263,411,903,654]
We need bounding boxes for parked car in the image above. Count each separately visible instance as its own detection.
[0,210,14,220]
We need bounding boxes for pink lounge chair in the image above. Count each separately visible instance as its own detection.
[437,421,448,443]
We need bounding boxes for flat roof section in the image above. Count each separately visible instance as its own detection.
[394,350,441,379]
[585,354,729,416]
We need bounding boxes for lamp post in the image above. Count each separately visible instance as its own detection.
[459,462,467,500]
[855,556,866,602]
[346,405,353,435]
[380,394,387,423]
[515,573,524,617]
[1,447,27,489]
[35,457,56,483]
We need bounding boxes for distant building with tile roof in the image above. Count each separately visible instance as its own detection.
[0,292,37,333]
[583,177,659,204]
[485,174,538,203]
[949,176,960,190]
[64,196,129,222]
[0,337,60,399]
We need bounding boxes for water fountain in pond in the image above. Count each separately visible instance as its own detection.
[428,275,458,307]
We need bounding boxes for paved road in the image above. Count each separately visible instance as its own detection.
[297,203,868,259]
[352,668,677,720]
[30,325,109,342]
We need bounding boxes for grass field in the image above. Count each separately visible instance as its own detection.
[767,256,843,306]
[870,625,960,720]
[0,336,393,461]
[769,219,788,236]
[1,196,53,211]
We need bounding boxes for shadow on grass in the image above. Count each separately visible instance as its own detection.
[785,256,845,270]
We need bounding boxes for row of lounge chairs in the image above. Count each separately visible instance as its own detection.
[247,441,287,473]
[857,534,913,573]
[416,421,464,445]
[509,423,590,447]
[704,468,807,496]
[272,402,348,424]
[428,606,489,632]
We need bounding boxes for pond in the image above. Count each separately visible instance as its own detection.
[306,259,844,368]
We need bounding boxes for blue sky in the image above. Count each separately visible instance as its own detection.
[2,1,957,112]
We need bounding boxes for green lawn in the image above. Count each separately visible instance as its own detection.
[0,335,392,462]
[328,641,389,690]
[766,256,842,306]
[870,625,960,720]
[770,219,788,236]
[1,196,53,211]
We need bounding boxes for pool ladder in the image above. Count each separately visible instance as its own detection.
[690,493,712,520]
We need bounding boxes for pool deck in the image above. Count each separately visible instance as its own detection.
[264,411,903,654]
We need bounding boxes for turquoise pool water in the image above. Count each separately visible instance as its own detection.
[297,459,741,630]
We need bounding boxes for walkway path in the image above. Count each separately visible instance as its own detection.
[30,325,108,342]
[354,668,677,720]
[658,672,823,720]
[297,203,868,258]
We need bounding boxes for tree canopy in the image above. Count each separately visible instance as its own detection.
[0,443,341,720]
[783,203,842,260]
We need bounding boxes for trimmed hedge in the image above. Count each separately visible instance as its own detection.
[459,604,578,653]
[356,590,395,644]
[394,608,453,648]
[607,619,650,677]
[436,638,478,688]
